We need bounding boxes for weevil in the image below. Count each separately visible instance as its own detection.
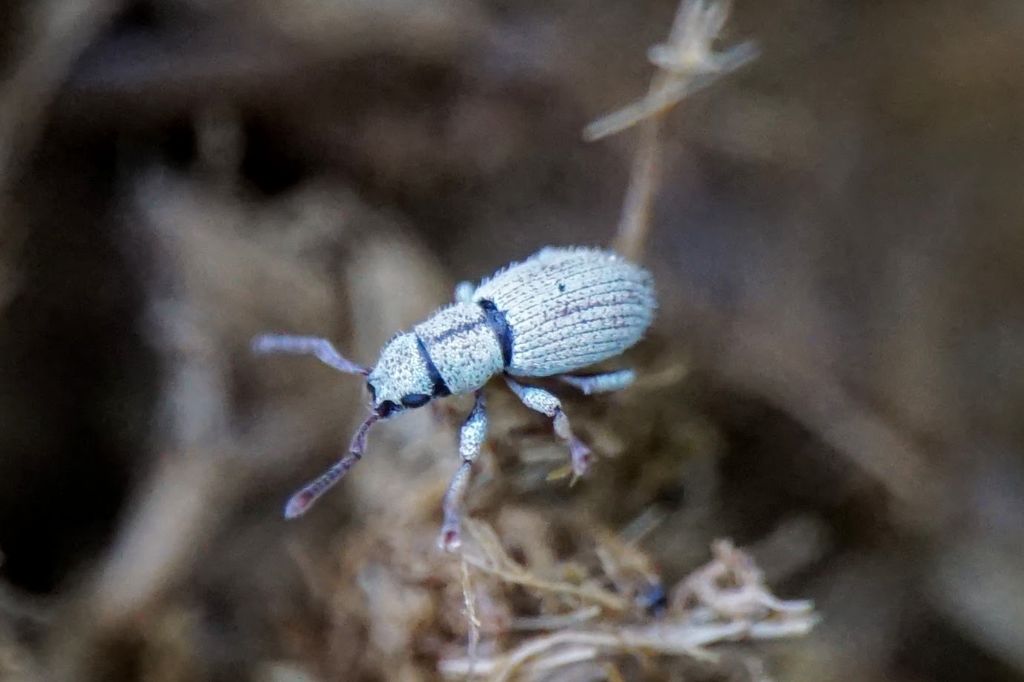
[253,246,656,550]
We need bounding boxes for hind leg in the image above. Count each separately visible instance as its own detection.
[557,369,635,395]
[504,377,592,477]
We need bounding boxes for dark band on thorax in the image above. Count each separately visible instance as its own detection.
[414,334,451,397]
[478,299,513,368]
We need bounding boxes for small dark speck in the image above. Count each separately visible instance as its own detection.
[558,282,566,292]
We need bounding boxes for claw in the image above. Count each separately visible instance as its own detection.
[570,438,593,477]
[439,524,462,552]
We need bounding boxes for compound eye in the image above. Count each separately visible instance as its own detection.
[377,400,398,418]
[400,393,430,409]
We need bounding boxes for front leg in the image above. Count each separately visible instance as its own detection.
[504,377,592,478]
[439,390,487,552]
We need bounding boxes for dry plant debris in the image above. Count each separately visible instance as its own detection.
[440,525,817,680]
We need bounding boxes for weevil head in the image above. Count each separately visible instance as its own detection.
[366,332,437,418]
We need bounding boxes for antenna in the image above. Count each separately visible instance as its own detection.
[284,411,380,519]
[251,334,370,375]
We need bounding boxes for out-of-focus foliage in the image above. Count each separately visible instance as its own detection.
[1,0,1023,680]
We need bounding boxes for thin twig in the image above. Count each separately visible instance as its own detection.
[460,553,629,613]
[439,620,736,679]
[463,519,630,612]
[442,614,820,679]
[582,0,756,261]
[460,554,481,678]
[508,606,602,632]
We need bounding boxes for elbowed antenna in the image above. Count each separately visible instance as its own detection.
[251,334,370,375]
[283,411,380,519]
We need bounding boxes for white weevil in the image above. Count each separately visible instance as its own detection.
[253,246,656,550]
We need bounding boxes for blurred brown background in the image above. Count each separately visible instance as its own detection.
[1,0,1023,680]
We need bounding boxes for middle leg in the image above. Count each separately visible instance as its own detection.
[504,376,592,478]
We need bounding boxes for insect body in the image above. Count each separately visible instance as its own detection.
[253,246,656,550]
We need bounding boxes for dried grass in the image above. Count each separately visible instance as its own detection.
[441,529,816,680]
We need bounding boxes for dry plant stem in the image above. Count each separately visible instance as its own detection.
[606,3,704,264]
[463,520,631,612]
[583,0,756,261]
[460,553,629,613]
[508,646,602,677]
[0,0,123,192]
[614,118,664,263]
[673,539,815,624]
[443,617,820,680]
[441,617,816,680]
[607,61,752,263]
[509,606,602,631]
[460,556,481,678]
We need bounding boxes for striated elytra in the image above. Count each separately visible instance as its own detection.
[253,246,657,550]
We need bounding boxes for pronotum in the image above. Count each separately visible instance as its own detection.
[253,246,657,550]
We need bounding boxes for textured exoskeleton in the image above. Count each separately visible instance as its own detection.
[253,246,656,550]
